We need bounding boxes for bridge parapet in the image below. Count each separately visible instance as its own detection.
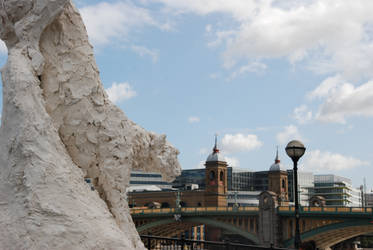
[131,206,259,217]
[278,206,373,217]
[132,206,373,217]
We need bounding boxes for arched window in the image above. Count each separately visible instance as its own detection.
[209,170,215,180]
[282,179,286,189]
[220,171,224,181]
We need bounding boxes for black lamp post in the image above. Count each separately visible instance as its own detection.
[285,140,306,249]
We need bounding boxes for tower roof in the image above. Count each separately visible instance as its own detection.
[269,147,285,171]
[206,135,226,163]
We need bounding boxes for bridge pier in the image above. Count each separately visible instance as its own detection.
[258,191,282,247]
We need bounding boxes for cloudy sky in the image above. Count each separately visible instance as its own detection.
[1,0,373,191]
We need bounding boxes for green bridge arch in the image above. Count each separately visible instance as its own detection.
[137,216,260,244]
[284,219,373,248]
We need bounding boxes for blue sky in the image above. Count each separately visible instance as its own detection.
[1,0,373,191]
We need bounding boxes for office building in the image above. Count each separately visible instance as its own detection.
[172,169,205,190]
[227,191,261,207]
[308,175,361,207]
[129,171,173,191]
[287,170,314,206]
[365,192,373,207]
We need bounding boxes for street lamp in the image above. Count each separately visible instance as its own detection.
[285,140,306,249]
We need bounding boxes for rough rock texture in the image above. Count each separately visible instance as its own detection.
[0,1,181,249]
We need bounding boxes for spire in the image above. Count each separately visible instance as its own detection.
[275,146,280,164]
[213,134,219,153]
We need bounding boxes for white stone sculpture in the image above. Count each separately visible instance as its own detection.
[0,1,181,249]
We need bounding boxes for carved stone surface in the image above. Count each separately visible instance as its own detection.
[258,191,280,247]
[0,1,181,249]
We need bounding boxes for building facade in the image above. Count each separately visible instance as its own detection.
[172,169,205,190]
[308,175,361,207]
[287,170,314,206]
[227,191,261,206]
[365,192,373,207]
[129,171,173,191]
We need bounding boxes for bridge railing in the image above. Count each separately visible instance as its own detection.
[131,206,372,216]
[131,206,259,215]
[140,235,293,250]
[278,206,373,214]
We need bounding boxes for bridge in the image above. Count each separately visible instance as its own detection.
[130,144,373,249]
[131,204,373,249]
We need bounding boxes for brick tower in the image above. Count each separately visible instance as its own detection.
[204,136,227,207]
[268,148,289,203]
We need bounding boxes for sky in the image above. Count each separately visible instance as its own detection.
[1,0,373,191]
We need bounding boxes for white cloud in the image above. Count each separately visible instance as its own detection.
[154,0,373,80]
[307,76,373,123]
[221,133,262,153]
[105,82,136,103]
[79,1,373,83]
[196,160,205,169]
[0,40,7,54]
[199,148,208,155]
[153,0,258,20]
[80,1,373,80]
[308,75,343,100]
[293,105,313,124]
[188,116,200,123]
[205,24,212,33]
[209,73,220,79]
[80,2,164,47]
[229,61,267,79]
[224,156,240,168]
[303,150,369,172]
[131,45,159,63]
[276,125,302,145]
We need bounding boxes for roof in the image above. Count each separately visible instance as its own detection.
[269,147,285,172]
[206,135,226,163]
[206,151,226,162]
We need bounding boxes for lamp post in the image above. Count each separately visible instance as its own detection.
[285,140,306,249]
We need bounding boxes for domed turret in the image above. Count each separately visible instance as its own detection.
[206,135,226,163]
[269,147,285,171]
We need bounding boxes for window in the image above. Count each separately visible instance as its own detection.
[209,171,215,180]
[220,171,224,181]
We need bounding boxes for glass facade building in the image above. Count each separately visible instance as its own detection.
[287,170,314,206]
[252,171,269,191]
[172,169,206,190]
[129,171,173,190]
[365,193,373,207]
[308,175,361,207]
[229,168,255,191]
[227,191,261,206]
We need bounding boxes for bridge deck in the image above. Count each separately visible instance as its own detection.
[278,206,373,217]
[131,206,259,217]
[131,206,373,218]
